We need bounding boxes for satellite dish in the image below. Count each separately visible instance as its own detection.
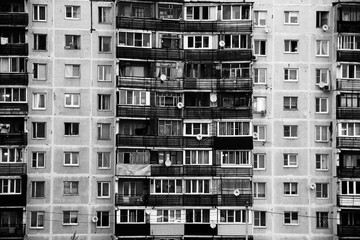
[165,159,172,167]
[196,134,203,141]
[210,221,217,229]
[233,189,241,196]
[177,102,184,109]
[318,82,325,88]
[91,216,99,223]
[145,208,152,215]
[310,183,316,190]
[219,40,225,47]
[210,93,217,103]
[253,132,259,139]
[322,24,329,32]
[160,74,167,81]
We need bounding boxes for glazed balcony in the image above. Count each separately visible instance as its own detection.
[115,194,148,206]
[337,50,360,62]
[0,163,26,175]
[337,137,360,148]
[0,133,27,145]
[0,73,28,85]
[337,21,360,33]
[184,49,252,62]
[117,76,183,90]
[115,223,150,236]
[117,105,182,118]
[117,47,183,60]
[0,103,27,115]
[184,78,252,91]
[184,107,252,119]
[0,13,28,27]
[338,225,360,237]
[0,43,28,56]
[337,195,360,207]
[337,79,360,91]
[0,224,26,237]
[337,107,360,119]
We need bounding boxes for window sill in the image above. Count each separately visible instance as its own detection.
[284,52,299,54]
[29,227,44,229]
[32,108,46,111]
[284,195,298,197]
[315,55,330,58]
[65,18,80,20]
[99,22,113,25]
[315,169,328,172]
[64,135,80,137]
[283,166,298,168]
[96,226,111,229]
[283,137,298,140]
[98,51,112,54]
[254,226,267,228]
[33,79,47,81]
[33,49,48,52]
[63,223,79,226]
[284,80,298,82]
[64,48,81,50]
[64,106,80,108]
[284,223,299,226]
[284,23,299,25]
[254,168,266,171]
[63,165,79,167]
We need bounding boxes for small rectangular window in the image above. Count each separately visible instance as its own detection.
[315,154,328,171]
[284,11,299,24]
[65,35,81,49]
[63,211,78,225]
[33,63,47,80]
[316,212,329,228]
[65,6,80,19]
[34,34,47,50]
[284,182,298,195]
[254,153,266,170]
[64,181,78,195]
[32,93,46,110]
[254,11,266,26]
[283,153,298,167]
[315,125,328,142]
[284,40,298,53]
[253,97,266,112]
[65,64,80,78]
[99,36,111,53]
[98,65,111,82]
[98,94,111,110]
[32,152,45,168]
[98,182,110,198]
[32,122,46,139]
[98,152,110,169]
[254,68,266,84]
[315,183,328,199]
[316,11,329,28]
[64,152,79,166]
[64,93,80,107]
[30,212,44,228]
[33,5,47,21]
[99,7,112,23]
[254,40,266,56]
[253,125,266,141]
[31,181,45,198]
[253,182,266,198]
[315,98,328,113]
[254,211,266,227]
[284,212,299,225]
[283,125,298,138]
[316,69,329,85]
[283,97,298,110]
[97,211,110,228]
[284,68,298,81]
[98,123,111,140]
[316,40,329,56]
[64,122,79,136]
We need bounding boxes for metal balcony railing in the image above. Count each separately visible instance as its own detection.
[0,13,28,26]
[0,163,26,175]
[0,224,26,237]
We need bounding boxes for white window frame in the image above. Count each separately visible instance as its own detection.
[341,180,360,195]
[1,148,23,163]
[30,211,44,229]
[184,122,210,136]
[185,6,217,21]
[316,69,330,85]
[221,150,250,165]
[283,96,298,110]
[0,179,21,194]
[219,209,247,223]
[98,182,110,198]
[118,31,151,48]
[316,212,329,228]
[284,11,299,24]
[119,209,145,223]
[63,211,78,225]
[254,40,266,56]
[254,11,266,26]
[185,35,211,49]
[253,182,266,198]
[152,179,183,194]
[98,65,111,82]
[65,5,80,19]
[64,93,80,108]
[99,36,111,53]
[185,179,211,194]
[33,5,47,21]
[118,90,150,106]
[224,34,250,49]
[32,122,46,139]
[97,123,111,140]
[222,5,251,20]
[64,152,79,166]
[218,121,251,136]
[254,68,266,84]
[0,57,26,73]
[283,153,298,167]
[34,34,47,50]
[64,122,79,136]
[32,151,45,168]
[32,93,46,110]
[156,209,182,223]
[184,150,212,165]
[316,183,329,199]
[186,209,210,223]
[283,125,298,138]
[338,35,360,50]
[284,212,299,225]
[31,181,45,198]
[284,40,298,53]
[315,154,328,171]
[339,122,360,137]
[315,125,328,142]
[97,152,110,169]
[253,153,266,170]
[253,125,266,141]
[315,98,328,113]
[65,35,81,49]
[284,182,298,196]
[97,211,110,228]
[316,11,329,28]
[0,88,27,103]
[63,181,79,195]
[33,63,47,80]
[316,40,329,56]
[65,64,80,78]
[254,211,266,227]
[341,64,360,79]
[99,7,112,24]
[284,68,298,81]
[98,94,111,111]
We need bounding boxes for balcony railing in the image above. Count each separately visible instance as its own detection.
[338,225,360,237]
[337,107,360,119]
[184,78,252,91]
[337,195,360,207]
[117,105,183,118]
[0,133,27,145]
[337,167,360,178]
[337,79,360,91]
[0,163,26,175]
[0,13,28,26]
[337,137,360,148]
[0,43,28,56]
[0,103,27,115]
[337,21,360,33]
[0,73,28,85]
[0,192,26,206]
[116,135,183,147]
[117,76,183,89]
[0,224,26,237]
[117,47,183,60]
[115,194,148,206]
[184,107,252,119]
[337,50,360,62]
[184,49,252,62]
[115,223,150,236]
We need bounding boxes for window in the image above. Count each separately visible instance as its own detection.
[220,209,247,223]
[156,92,182,107]
[341,64,360,79]
[98,94,110,110]
[118,32,151,48]
[315,98,328,113]
[284,212,299,225]
[98,65,111,82]
[158,120,182,136]
[64,93,80,107]
[186,209,210,223]
[340,122,360,137]
[315,126,328,142]
[1,148,23,163]
[284,68,298,81]
[152,179,183,194]
[97,211,110,227]
[65,64,80,78]
[316,154,328,170]
[97,182,110,198]
[64,152,79,166]
[284,97,298,110]
[186,36,211,49]
[284,11,299,24]
[0,88,26,102]
[222,5,250,20]
[118,90,149,105]
[65,6,80,19]
[32,152,45,168]
[339,94,360,107]
[221,63,250,79]
[64,122,79,136]
[65,35,81,49]
[316,212,328,228]
[254,153,266,170]
[338,35,360,50]
[63,211,78,225]
[254,68,266,84]
[32,122,46,139]
[185,150,211,165]
[34,34,47,50]
[185,122,209,136]
[316,69,329,84]
[98,152,110,169]
[224,34,250,49]
[316,40,329,56]
[118,150,150,165]
[157,151,182,165]
[99,36,111,53]
[99,7,111,23]
[254,11,266,26]
[342,154,360,168]
[254,40,266,56]
[33,63,46,80]
[160,34,181,49]
[156,209,181,223]
[31,181,45,198]
[283,125,298,138]
[185,179,210,193]
[253,125,266,141]
[97,123,111,140]
[120,209,145,223]
[0,57,26,73]
[284,182,298,195]
[159,4,182,20]
[0,179,21,194]
[316,11,329,28]
[284,40,298,53]
[221,150,250,165]
[64,181,78,195]
[254,211,266,227]
[316,183,328,199]
[30,212,44,228]
[186,6,216,20]
[33,5,46,21]
[254,182,266,198]
[253,97,266,112]
[32,93,46,110]
[283,153,298,167]
[341,180,360,194]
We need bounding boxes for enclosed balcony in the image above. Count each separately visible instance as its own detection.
[337,137,360,148]
[184,49,252,62]
[338,210,360,237]
[0,176,26,206]
[0,13,28,27]
[117,106,183,118]
[0,43,28,56]
[0,73,28,86]
[337,79,360,91]
[335,3,360,33]
[337,107,360,119]
[0,209,25,238]
[337,21,360,33]
[337,195,360,207]
[0,118,27,145]
[117,76,183,90]
[0,103,27,115]
[117,47,183,60]
[338,225,360,237]
[337,50,360,62]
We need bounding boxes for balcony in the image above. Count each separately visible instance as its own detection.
[115,223,150,236]
[117,76,183,90]
[117,135,183,147]
[184,224,217,236]
[338,225,360,237]
[184,78,252,91]
[337,107,360,119]
[0,43,28,56]
[151,165,184,176]
[0,133,27,145]
[184,49,252,62]
[337,79,360,91]
[0,73,28,85]
[0,193,26,206]
[0,224,25,237]
[337,137,360,149]
[214,136,253,150]
[115,194,148,206]
[117,47,183,60]
[337,21,360,33]
[117,105,183,118]
[184,107,252,119]
[337,50,360,62]
[337,195,360,207]
[0,103,27,115]
[0,163,26,175]
[337,167,360,178]
[0,13,28,27]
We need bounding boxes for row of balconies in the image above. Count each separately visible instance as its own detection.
[0,43,28,56]
[117,47,252,62]
[0,13,28,27]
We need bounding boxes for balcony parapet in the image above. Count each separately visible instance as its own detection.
[0,103,27,115]
[0,13,28,27]
[0,73,28,85]
[337,50,360,62]
[0,163,26,175]
[337,195,360,207]
[0,43,28,56]
[0,133,27,145]
[337,137,360,149]
[0,224,26,237]
[337,79,360,91]
[337,21,360,33]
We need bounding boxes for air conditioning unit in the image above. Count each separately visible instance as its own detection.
[210,93,217,103]
[310,183,316,190]
[322,24,329,32]
[323,85,331,92]
[252,55,258,61]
